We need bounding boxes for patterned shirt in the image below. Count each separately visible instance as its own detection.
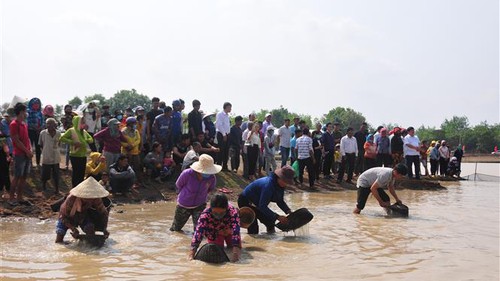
[295,135,313,160]
[191,205,241,251]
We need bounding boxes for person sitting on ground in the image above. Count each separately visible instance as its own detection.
[182,142,202,171]
[109,155,136,195]
[237,166,294,234]
[143,142,164,181]
[39,118,61,193]
[85,152,107,181]
[173,133,191,172]
[353,163,408,215]
[161,150,176,181]
[170,154,221,232]
[55,177,110,243]
[189,193,242,262]
[196,131,219,158]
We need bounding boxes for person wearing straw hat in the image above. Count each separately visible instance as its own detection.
[189,193,242,262]
[237,166,294,234]
[55,177,110,243]
[170,154,221,232]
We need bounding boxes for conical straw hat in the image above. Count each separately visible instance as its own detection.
[69,177,109,199]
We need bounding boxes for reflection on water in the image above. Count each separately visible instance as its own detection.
[1,181,499,280]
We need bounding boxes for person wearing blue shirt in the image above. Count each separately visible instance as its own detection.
[237,166,294,234]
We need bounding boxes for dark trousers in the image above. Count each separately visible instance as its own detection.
[337,153,356,182]
[323,151,334,177]
[216,132,229,169]
[229,145,241,171]
[280,146,290,167]
[70,156,87,187]
[247,145,259,176]
[364,157,377,171]
[405,155,421,179]
[376,153,392,167]
[41,164,60,189]
[0,155,10,192]
[88,132,97,152]
[242,152,248,177]
[28,129,41,166]
[430,159,439,175]
[439,157,449,175]
[356,187,390,210]
[355,150,365,174]
[238,194,275,234]
[313,150,322,180]
[298,157,315,187]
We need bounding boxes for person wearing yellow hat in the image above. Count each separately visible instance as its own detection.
[55,177,110,243]
[170,154,222,232]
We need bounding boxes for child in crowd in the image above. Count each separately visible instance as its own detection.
[39,118,61,193]
[161,150,176,181]
[334,144,341,174]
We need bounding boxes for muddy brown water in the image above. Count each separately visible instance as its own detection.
[1,164,499,280]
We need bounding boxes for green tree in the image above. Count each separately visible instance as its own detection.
[321,107,367,131]
[68,96,83,108]
[254,106,313,128]
[108,89,150,113]
[471,122,498,153]
[440,116,470,148]
[84,94,108,106]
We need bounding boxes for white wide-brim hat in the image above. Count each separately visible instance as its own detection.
[69,177,110,199]
[191,154,222,175]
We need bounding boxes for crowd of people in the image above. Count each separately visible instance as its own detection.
[0,96,466,262]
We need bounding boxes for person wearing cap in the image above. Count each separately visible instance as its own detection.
[260,113,273,134]
[121,117,142,181]
[38,118,61,193]
[94,118,127,170]
[353,164,408,214]
[171,100,183,146]
[188,99,203,140]
[189,193,242,262]
[438,140,450,176]
[215,102,232,171]
[238,166,293,234]
[55,177,110,243]
[403,126,421,179]
[229,116,243,173]
[170,154,221,232]
[60,115,94,187]
[264,125,277,175]
[109,154,136,195]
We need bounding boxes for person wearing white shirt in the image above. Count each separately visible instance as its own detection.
[277,118,292,167]
[215,102,232,170]
[403,126,421,179]
[337,127,358,184]
[295,128,316,189]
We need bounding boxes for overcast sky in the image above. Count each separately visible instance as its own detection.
[1,0,498,128]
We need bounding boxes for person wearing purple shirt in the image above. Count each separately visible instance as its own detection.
[170,154,222,232]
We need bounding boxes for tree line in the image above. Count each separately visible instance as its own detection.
[2,89,498,154]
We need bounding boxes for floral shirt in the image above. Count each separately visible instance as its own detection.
[191,205,241,251]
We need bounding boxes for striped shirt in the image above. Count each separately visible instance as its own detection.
[295,135,313,159]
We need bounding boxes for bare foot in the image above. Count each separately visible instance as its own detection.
[353,208,361,214]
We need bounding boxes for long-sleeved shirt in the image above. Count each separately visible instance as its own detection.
[321,131,335,152]
[175,168,216,208]
[59,116,93,158]
[241,173,291,221]
[340,135,358,156]
[93,128,126,154]
[439,146,450,159]
[264,133,276,157]
[229,125,242,149]
[376,136,391,154]
[430,146,440,160]
[215,111,230,136]
[109,163,136,180]
[120,128,141,155]
[59,195,108,229]
[191,205,241,251]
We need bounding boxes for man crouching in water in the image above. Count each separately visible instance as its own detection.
[353,163,408,214]
[55,177,110,243]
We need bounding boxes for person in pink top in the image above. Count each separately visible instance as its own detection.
[9,103,33,206]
